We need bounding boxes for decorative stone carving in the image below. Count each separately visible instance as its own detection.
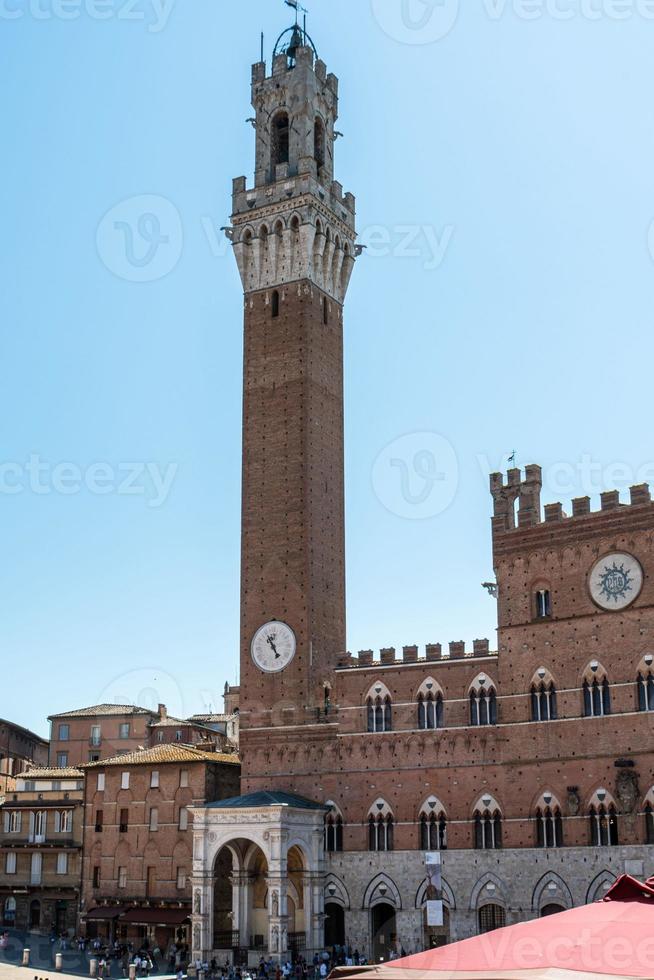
[567,788,580,817]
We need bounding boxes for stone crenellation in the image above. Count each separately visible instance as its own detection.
[491,464,652,535]
[337,639,496,669]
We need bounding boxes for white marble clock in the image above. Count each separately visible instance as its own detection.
[589,552,643,611]
[251,621,297,673]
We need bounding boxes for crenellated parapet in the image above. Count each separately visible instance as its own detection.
[337,639,497,670]
[490,465,652,539]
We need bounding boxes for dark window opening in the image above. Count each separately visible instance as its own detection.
[535,589,551,618]
[272,112,290,169]
[478,905,505,934]
[531,682,557,721]
[314,117,325,169]
[589,805,619,846]
[419,812,447,850]
[271,290,280,318]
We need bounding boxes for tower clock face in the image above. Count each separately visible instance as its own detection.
[589,552,643,611]
[251,621,297,673]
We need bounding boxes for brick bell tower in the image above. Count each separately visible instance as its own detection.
[229,21,357,773]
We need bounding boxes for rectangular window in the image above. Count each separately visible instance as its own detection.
[58,724,70,741]
[57,752,68,768]
[121,772,130,790]
[97,773,105,792]
[89,752,100,762]
[92,865,101,889]
[175,730,183,742]
[119,809,129,833]
[119,723,130,740]
[150,771,160,789]
[60,811,72,834]
[90,726,101,747]
[56,853,68,875]
[179,807,188,831]
[31,852,42,885]
[157,731,164,743]
[95,811,103,833]
[4,811,22,834]
[180,770,189,788]
[149,808,158,832]
[5,853,16,875]
[176,867,186,890]
[118,867,127,889]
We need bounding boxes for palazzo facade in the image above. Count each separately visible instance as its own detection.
[190,16,654,966]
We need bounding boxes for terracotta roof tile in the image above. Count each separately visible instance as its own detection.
[48,704,153,720]
[81,744,239,769]
[21,767,84,779]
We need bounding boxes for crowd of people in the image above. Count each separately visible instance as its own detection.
[190,947,372,980]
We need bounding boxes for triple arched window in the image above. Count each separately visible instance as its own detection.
[419,798,447,851]
[324,805,343,853]
[530,670,557,721]
[417,679,444,730]
[534,793,564,848]
[367,685,392,733]
[588,790,619,846]
[583,675,611,718]
[474,797,502,849]
[470,676,497,726]
[368,800,394,852]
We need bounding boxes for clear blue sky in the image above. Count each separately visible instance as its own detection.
[3,0,654,738]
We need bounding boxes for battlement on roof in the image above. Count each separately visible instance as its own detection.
[337,640,497,670]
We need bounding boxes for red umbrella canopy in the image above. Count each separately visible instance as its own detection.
[387,876,654,979]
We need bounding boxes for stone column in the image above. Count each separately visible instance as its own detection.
[191,872,214,960]
[304,873,325,955]
[266,876,289,962]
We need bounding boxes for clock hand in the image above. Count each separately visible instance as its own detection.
[266,634,281,658]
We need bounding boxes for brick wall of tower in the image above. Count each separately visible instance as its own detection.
[239,282,345,751]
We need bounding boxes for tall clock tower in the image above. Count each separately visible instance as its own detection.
[229,23,357,772]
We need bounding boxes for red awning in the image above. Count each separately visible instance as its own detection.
[120,908,190,926]
[84,907,127,921]
[336,874,654,980]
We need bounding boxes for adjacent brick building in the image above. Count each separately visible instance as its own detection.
[0,767,84,933]
[0,719,48,795]
[48,704,236,769]
[80,744,239,950]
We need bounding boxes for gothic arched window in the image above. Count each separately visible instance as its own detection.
[478,904,506,934]
[417,680,444,730]
[535,806,563,848]
[473,798,502,850]
[418,798,447,851]
[589,795,619,847]
[366,686,392,733]
[272,111,290,169]
[368,801,394,852]
[324,807,343,853]
[530,671,557,722]
[470,677,497,727]
[583,677,611,718]
[637,668,654,712]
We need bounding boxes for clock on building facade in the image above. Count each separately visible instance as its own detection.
[250,621,297,673]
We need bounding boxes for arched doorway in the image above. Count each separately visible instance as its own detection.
[371,903,397,962]
[541,904,565,917]
[324,903,345,950]
[286,845,307,961]
[213,848,236,949]
[3,897,16,927]
[29,900,41,930]
[211,840,269,956]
